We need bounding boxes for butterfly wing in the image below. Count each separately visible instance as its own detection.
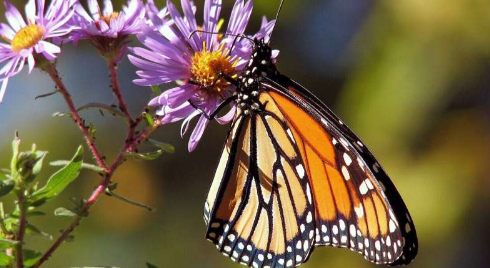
[261,75,418,265]
[205,107,316,268]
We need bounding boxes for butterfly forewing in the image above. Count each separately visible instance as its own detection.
[263,78,417,265]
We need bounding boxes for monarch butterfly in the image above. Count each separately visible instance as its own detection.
[201,8,418,268]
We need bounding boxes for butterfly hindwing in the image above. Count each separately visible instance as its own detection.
[205,105,316,268]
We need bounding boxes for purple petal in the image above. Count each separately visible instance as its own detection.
[181,0,201,51]
[215,104,236,125]
[226,0,252,36]
[180,108,201,136]
[4,1,27,32]
[103,0,113,16]
[87,0,101,20]
[25,0,36,21]
[188,114,209,152]
[27,54,35,73]
[0,23,15,40]
[148,94,167,106]
[203,0,222,50]
[166,0,200,51]
[164,84,197,108]
[0,78,9,103]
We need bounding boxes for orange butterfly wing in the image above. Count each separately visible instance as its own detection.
[204,83,417,267]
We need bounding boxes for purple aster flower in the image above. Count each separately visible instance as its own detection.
[0,0,76,102]
[129,0,277,152]
[70,0,145,60]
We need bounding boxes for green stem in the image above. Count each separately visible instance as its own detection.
[15,187,27,268]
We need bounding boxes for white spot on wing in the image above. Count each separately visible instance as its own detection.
[365,179,374,190]
[340,137,349,149]
[343,153,352,166]
[306,184,312,204]
[286,129,295,144]
[339,219,346,230]
[359,181,368,195]
[341,166,350,181]
[296,164,305,178]
[306,211,313,223]
[355,204,364,218]
[389,220,396,233]
[350,225,356,237]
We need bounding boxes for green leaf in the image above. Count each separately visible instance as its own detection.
[17,150,48,183]
[143,112,154,127]
[23,249,42,266]
[26,224,52,240]
[105,189,154,212]
[0,238,19,250]
[52,111,71,118]
[150,85,162,95]
[50,160,105,174]
[35,90,59,100]
[146,263,159,268]
[148,139,175,154]
[124,150,165,161]
[0,180,15,198]
[0,172,8,181]
[0,251,13,266]
[54,207,77,218]
[10,210,45,218]
[28,146,83,206]
[65,234,75,242]
[77,102,125,118]
[11,132,20,173]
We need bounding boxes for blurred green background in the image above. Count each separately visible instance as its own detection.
[1,0,490,267]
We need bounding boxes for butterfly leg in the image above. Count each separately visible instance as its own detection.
[188,96,236,121]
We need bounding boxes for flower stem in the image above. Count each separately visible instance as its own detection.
[45,65,108,172]
[32,66,162,268]
[107,59,133,125]
[15,189,27,268]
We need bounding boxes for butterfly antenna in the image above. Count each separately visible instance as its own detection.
[188,30,254,43]
[268,0,285,43]
[188,30,254,56]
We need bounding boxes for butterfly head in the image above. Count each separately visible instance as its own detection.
[235,39,278,115]
[247,38,277,75]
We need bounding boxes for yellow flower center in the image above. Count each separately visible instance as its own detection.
[94,12,119,30]
[102,12,119,25]
[11,25,45,52]
[190,43,238,94]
